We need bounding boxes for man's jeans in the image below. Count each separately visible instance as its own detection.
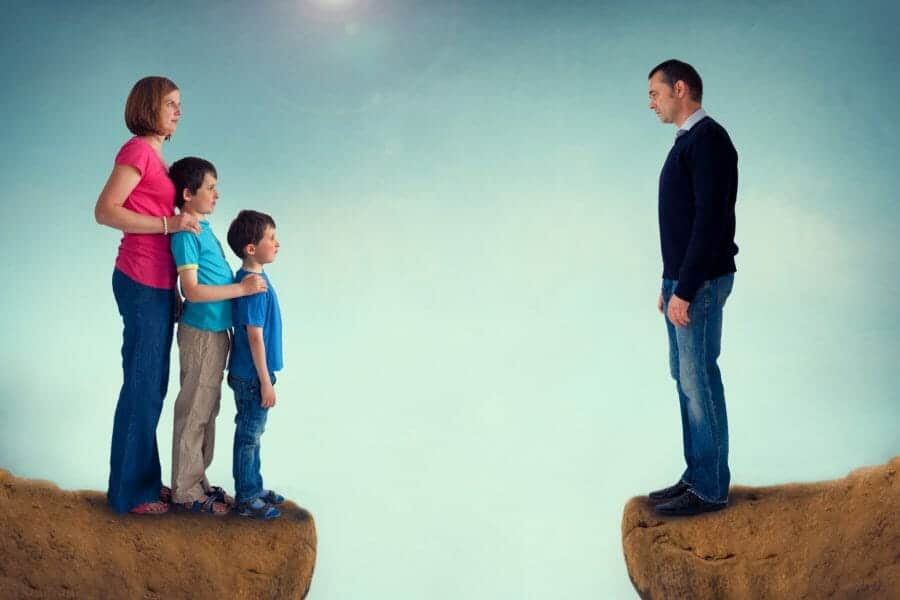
[108,269,176,513]
[228,372,275,504]
[662,273,734,504]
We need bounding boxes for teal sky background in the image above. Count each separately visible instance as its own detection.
[2,1,898,597]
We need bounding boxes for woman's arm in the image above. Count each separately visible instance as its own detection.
[178,270,267,303]
[94,164,200,234]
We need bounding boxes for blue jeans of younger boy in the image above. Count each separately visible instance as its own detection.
[108,269,176,513]
[228,372,275,504]
[662,273,734,504]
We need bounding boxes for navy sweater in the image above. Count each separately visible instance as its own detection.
[659,116,738,301]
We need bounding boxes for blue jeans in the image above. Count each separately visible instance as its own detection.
[108,269,176,513]
[662,273,734,504]
[228,372,275,504]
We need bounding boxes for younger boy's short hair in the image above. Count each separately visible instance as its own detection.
[124,76,179,137]
[228,210,276,258]
[169,157,217,209]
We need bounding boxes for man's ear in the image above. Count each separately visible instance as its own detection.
[673,80,687,98]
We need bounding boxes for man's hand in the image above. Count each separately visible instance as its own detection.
[658,293,664,314]
[667,294,691,327]
[260,382,276,408]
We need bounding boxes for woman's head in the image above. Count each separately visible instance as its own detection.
[124,76,180,139]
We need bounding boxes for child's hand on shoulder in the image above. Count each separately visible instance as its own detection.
[239,273,267,296]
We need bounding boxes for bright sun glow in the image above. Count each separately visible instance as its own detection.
[316,0,355,9]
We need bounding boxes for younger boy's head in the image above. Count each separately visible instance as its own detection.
[169,157,218,214]
[227,210,278,264]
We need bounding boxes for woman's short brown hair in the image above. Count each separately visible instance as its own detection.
[124,76,178,137]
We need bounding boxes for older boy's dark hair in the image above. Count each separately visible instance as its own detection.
[169,157,217,209]
[228,210,276,258]
[124,76,179,137]
[648,59,703,103]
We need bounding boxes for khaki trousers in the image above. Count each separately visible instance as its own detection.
[171,323,230,504]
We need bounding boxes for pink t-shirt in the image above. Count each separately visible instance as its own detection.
[113,137,177,289]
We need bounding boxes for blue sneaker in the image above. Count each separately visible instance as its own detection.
[258,489,286,505]
[236,497,281,520]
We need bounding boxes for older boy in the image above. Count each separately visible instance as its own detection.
[226,209,286,520]
[168,158,267,515]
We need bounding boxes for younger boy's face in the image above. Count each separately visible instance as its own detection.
[183,172,218,216]
[249,226,279,264]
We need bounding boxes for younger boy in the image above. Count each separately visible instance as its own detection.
[226,209,286,520]
[168,158,267,515]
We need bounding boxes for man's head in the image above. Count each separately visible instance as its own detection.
[648,59,703,126]
[169,157,218,215]
[227,209,279,264]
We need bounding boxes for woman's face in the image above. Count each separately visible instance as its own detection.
[157,89,181,137]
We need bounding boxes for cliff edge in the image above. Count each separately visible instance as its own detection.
[622,457,899,599]
[0,469,316,599]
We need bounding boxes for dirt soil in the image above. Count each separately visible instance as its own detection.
[622,457,900,600]
[0,469,317,600]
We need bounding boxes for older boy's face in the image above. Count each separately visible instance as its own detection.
[251,226,279,264]
[183,172,218,216]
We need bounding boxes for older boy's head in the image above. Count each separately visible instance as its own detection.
[228,209,277,258]
[169,157,217,209]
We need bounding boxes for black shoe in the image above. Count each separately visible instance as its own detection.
[647,480,690,503]
[654,490,727,516]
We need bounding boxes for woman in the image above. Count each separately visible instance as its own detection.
[95,76,200,514]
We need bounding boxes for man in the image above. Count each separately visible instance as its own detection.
[646,59,739,516]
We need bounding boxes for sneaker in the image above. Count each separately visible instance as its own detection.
[236,497,281,520]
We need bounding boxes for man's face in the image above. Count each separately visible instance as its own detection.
[648,71,678,124]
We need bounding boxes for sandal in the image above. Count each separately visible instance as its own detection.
[180,494,229,516]
[258,490,285,505]
[207,485,235,506]
[160,485,172,503]
[129,500,170,515]
[236,500,281,520]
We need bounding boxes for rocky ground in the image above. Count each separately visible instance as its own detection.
[0,469,316,599]
[622,457,900,599]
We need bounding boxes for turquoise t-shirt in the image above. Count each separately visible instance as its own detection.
[170,220,234,332]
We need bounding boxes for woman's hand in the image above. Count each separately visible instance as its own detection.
[169,213,201,234]
[238,273,268,296]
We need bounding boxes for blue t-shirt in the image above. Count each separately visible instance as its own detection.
[228,269,283,379]
[171,220,234,332]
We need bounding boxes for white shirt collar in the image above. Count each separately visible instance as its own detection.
[676,108,707,137]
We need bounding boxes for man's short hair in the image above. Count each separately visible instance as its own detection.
[228,210,276,258]
[648,59,703,103]
[124,76,179,137]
